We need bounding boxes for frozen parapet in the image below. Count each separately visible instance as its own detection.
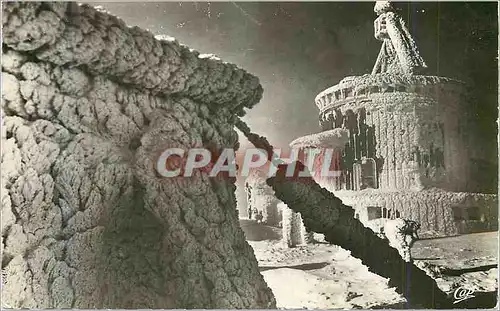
[289,128,349,149]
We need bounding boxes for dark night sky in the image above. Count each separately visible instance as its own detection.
[94,1,497,158]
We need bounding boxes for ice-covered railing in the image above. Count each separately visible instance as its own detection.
[314,74,465,112]
[2,2,263,116]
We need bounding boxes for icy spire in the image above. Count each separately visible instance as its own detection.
[374,1,394,15]
[371,1,427,75]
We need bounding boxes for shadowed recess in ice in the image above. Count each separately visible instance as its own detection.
[1,2,275,308]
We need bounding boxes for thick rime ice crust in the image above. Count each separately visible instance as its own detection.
[2,2,263,114]
[314,73,474,193]
[315,73,464,109]
[333,189,498,238]
[245,170,281,226]
[1,2,275,309]
[279,203,313,247]
[289,128,349,149]
[374,1,393,15]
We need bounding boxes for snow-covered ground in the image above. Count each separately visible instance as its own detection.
[412,232,498,293]
[241,219,498,309]
[251,239,404,309]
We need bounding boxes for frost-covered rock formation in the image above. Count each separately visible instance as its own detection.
[1,2,275,308]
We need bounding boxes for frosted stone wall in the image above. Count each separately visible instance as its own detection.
[335,189,498,237]
[1,2,275,308]
[316,74,469,192]
[361,91,465,192]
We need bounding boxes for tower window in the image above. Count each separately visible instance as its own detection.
[467,206,483,221]
[374,15,388,39]
[382,207,388,218]
[397,85,407,92]
[345,87,353,98]
[367,206,382,220]
[327,93,333,103]
[452,206,466,221]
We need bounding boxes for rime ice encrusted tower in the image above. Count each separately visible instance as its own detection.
[293,1,498,237]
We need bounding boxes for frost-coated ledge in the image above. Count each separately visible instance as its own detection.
[332,188,498,237]
[315,73,464,111]
[2,2,263,114]
[289,128,349,149]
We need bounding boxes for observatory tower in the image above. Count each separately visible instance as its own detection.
[290,1,497,237]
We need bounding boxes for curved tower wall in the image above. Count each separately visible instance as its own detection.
[315,74,469,192]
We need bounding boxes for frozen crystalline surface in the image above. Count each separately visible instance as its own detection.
[1,2,274,309]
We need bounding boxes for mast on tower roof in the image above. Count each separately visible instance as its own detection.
[372,1,427,75]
